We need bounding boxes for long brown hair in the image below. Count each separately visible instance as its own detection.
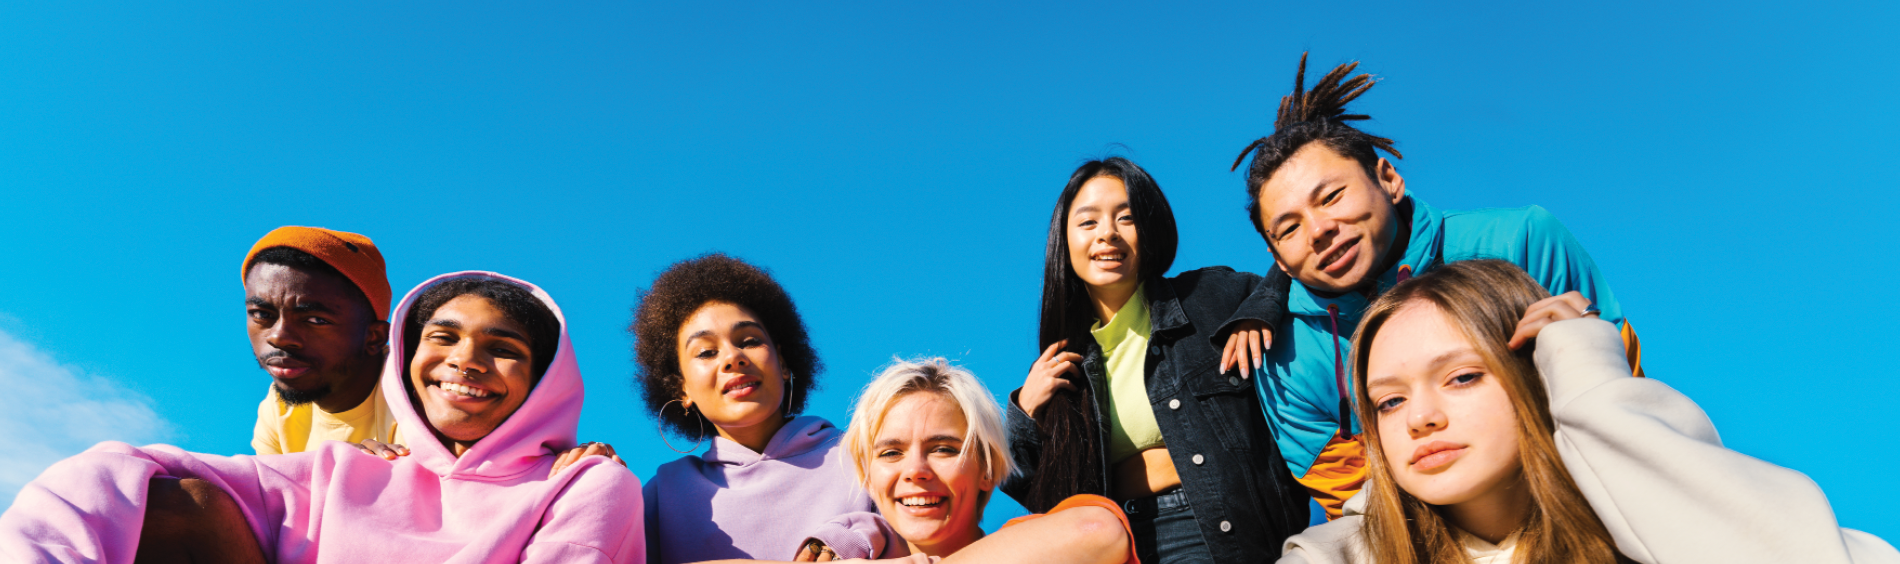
[1350,260,1621,563]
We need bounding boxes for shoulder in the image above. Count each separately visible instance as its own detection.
[561,459,645,497]
[1164,266,1263,302]
[1281,516,1369,564]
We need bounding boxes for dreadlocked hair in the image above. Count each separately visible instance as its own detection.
[1231,52,1403,239]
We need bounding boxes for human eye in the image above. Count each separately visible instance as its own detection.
[1448,372,1483,387]
[693,347,717,360]
[1375,395,1405,413]
[1276,223,1300,241]
[1322,187,1345,204]
[426,332,456,345]
[490,344,523,358]
[877,449,903,459]
[306,316,332,325]
[931,445,961,456]
[739,337,763,348]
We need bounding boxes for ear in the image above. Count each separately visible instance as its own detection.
[1267,242,1294,276]
[1375,157,1406,205]
[365,321,392,358]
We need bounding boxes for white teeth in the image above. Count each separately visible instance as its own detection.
[440,382,491,398]
[897,496,944,507]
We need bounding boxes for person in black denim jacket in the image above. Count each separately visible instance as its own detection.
[1002,157,1307,564]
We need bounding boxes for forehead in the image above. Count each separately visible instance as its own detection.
[1069,175,1129,212]
[677,301,763,338]
[1258,143,1369,211]
[1365,302,1478,380]
[431,294,528,335]
[245,263,359,304]
[877,392,968,440]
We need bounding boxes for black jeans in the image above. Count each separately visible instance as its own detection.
[1124,489,1215,564]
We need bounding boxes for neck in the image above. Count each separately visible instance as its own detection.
[1444,474,1533,545]
[716,413,790,453]
[908,527,986,558]
[1086,281,1139,326]
[314,363,380,414]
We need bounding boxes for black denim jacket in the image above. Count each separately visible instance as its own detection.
[1002,266,1307,562]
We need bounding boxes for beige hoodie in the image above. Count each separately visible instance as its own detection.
[1279,318,1898,564]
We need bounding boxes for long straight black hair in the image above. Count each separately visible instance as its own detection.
[1020,156,1179,512]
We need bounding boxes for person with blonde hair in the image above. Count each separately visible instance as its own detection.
[1280,260,1896,564]
[828,357,1139,563]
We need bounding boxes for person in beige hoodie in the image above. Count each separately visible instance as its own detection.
[1279,260,1897,564]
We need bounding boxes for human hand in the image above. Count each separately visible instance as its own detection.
[794,538,838,561]
[1220,320,1272,375]
[1018,340,1083,420]
[353,439,408,460]
[550,441,624,478]
[1508,291,1598,350]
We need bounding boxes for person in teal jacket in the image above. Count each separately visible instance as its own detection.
[1228,54,1644,520]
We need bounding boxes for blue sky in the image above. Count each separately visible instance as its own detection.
[1,0,1895,540]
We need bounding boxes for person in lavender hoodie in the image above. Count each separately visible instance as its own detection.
[631,253,895,564]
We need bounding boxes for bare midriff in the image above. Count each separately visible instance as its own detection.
[1111,446,1182,501]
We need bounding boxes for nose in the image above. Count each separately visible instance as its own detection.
[721,347,750,371]
[447,339,492,377]
[262,317,300,351]
[899,451,934,483]
[1406,396,1447,438]
[1306,211,1340,245]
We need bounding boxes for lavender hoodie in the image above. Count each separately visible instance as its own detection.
[644,416,892,563]
[0,271,645,563]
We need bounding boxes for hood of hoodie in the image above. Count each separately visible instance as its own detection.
[699,415,839,467]
[381,271,582,479]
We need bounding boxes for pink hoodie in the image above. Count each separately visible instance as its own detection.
[0,271,644,563]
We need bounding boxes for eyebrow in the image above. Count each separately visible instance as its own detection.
[1366,349,1485,390]
[874,435,964,450]
[685,320,767,343]
[1269,181,1331,231]
[289,302,335,314]
[428,318,530,343]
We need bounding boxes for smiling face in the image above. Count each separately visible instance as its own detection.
[407,294,538,455]
[245,263,385,405]
[867,392,992,557]
[1364,301,1523,508]
[675,301,787,440]
[1256,143,1406,293]
[1066,175,1142,294]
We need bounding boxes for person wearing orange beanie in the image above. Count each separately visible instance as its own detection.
[242,226,397,455]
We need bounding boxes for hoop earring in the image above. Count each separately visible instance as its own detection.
[659,399,706,454]
[783,370,796,419]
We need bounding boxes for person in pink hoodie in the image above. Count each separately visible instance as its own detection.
[0,271,645,564]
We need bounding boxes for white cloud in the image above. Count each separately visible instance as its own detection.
[0,328,172,508]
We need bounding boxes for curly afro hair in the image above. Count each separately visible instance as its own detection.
[632,253,822,439]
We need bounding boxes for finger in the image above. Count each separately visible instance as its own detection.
[1220,333,1236,374]
[1053,360,1082,377]
[1052,378,1077,392]
[353,444,374,455]
[1249,329,1264,369]
[395,444,409,456]
[1558,291,1592,313]
[1040,340,1068,363]
[1054,352,1085,364]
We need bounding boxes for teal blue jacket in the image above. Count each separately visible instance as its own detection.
[1253,194,1637,516]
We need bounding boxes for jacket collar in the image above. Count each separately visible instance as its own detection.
[1142,276,1190,334]
[1287,195,1444,318]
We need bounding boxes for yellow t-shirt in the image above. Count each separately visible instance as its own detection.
[1092,285,1165,464]
[252,382,396,455]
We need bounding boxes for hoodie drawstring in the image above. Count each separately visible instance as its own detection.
[1326,303,1352,436]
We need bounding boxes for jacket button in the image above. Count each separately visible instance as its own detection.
[1228,376,1240,386]
[1192,454,1204,465]
[1220,520,1232,532]
[1168,398,1181,410]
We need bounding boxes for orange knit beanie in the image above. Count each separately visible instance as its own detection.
[241,226,393,321]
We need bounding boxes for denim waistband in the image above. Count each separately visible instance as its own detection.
[1120,488,1189,519]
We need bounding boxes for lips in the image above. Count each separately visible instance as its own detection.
[894,493,950,516]
[1089,247,1130,270]
[262,355,313,380]
[1409,440,1466,472]
[428,375,499,403]
[721,375,762,398]
[1316,237,1361,275]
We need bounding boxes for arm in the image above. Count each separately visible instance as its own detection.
[1515,206,1643,376]
[1208,267,1291,375]
[1535,319,1899,564]
[523,460,645,563]
[946,497,1130,564]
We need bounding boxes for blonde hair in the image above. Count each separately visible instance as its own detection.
[1351,260,1621,564]
[842,358,1017,489]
